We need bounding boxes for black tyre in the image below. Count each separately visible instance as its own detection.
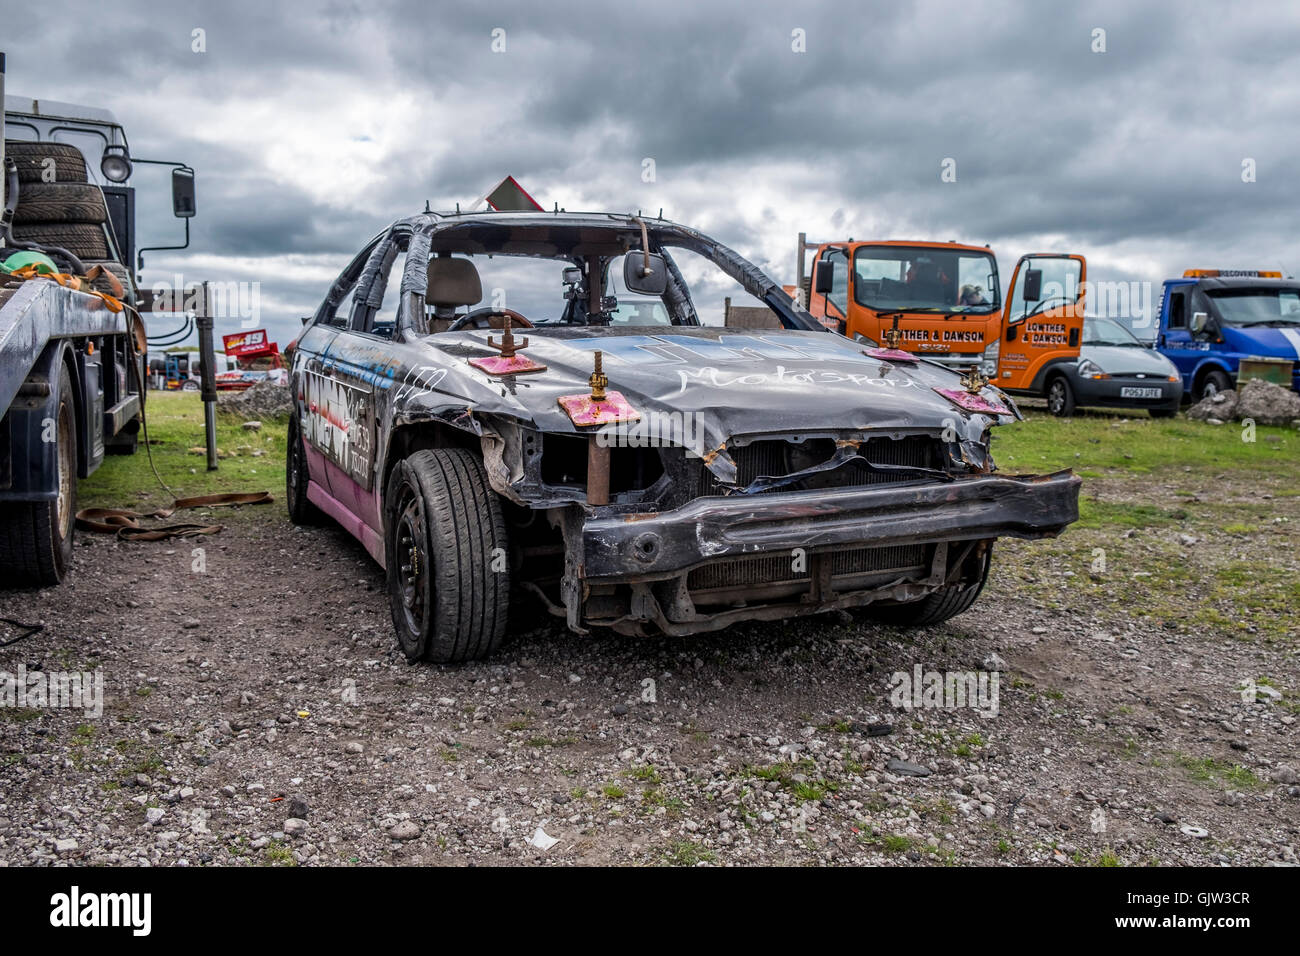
[0,372,77,586]
[1149,408,1177,419]
[1046,375,1076,417]
[285,414,325,525]
[4,141,89,183]
[385,448,510,664]
[12,182,108,224]
[9,222,109,260]
[867,544,992,628]
[1197,369,1232,402]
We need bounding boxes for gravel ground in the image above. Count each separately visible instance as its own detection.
[1,472,1297,867]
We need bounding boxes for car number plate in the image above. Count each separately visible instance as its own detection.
[1120,386,1162,398]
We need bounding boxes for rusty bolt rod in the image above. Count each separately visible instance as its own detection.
[587,437,610,506]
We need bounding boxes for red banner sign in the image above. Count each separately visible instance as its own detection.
[223,329,276,357]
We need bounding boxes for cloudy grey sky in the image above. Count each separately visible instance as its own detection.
[5,0,1299,347]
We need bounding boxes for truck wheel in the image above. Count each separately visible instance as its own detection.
[12,183,108,225]
[866,545,992,628]
[384,448,510,664]
[9,222,109,261]
[285,415,325,525]
[1197,369,1231,402]
[0,374,77,586]
[1046,376,1076,417]
[4,141,89,184]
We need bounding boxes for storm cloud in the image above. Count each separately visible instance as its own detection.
[5,0,1298,347]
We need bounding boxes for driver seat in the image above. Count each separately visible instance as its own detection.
[426,256,482,332]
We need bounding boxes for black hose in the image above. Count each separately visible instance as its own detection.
[1,157,21,247]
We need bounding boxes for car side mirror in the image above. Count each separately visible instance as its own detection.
[623,251,668,295]
[1022,268,1042,303]
[813,260,835,296]
[172,168,196,218]
[1191,311,1208,334]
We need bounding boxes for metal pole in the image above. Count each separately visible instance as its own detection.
[795,231,806,306]
[1,52,8,241]
[194,282,218,471]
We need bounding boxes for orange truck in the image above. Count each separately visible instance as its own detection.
[792,234,1087,394]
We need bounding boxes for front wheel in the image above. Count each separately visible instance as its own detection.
[865,544,992,627]
[1046,376,1076,417]
[0,372,77,585]
[384,448,510,663]
[1197,369,1232,402]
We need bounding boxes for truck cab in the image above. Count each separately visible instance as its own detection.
[795,235,1086,394]
[1155,270,1300,401]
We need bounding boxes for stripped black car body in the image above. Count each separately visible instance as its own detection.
[288,211,1080,662]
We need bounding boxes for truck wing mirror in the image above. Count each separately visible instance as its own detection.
[1190,311,1208,334]
[813,260,835,295]
[1022,268,1042,303]
[172,168,197,218]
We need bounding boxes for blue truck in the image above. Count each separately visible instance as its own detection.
[1156,269,1300,402]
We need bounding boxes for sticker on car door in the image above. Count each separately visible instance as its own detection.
[302,369,375,489]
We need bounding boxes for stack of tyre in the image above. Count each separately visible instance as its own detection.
[4,140,131,295]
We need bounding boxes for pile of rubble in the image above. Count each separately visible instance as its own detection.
[216,378,292,419]
[1186,379,1300,427]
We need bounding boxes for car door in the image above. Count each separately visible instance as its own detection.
[997,254,1087,392]
[295,238,381,507]
[308,233,404,538]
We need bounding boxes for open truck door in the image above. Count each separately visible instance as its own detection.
[997,254,1086,392]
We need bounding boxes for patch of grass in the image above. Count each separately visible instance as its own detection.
[993,412,1296,480]
[1096,849,1122,867]
[0,707,43,723]
[1176,754,1261,789]
[504,719,531,731]
[659,839,715,867]
[79,392,288,510]
[601,783,627,799]
[624,764,660,783]
[641,789,686,815]
[263,840,296,867]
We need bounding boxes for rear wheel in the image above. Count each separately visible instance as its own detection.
[385,448,510,663]
[1046,375,1076,417]
[285,414,325,525]
[866,544,992,628]
[0,373,77,586]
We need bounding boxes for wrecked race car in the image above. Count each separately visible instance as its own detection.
[287,210,1080,662]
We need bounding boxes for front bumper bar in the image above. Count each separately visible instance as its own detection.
[580,470,1081,580]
